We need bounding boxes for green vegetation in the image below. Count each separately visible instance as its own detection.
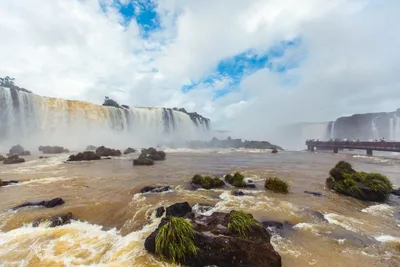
[327,161,393,202]
[225,172,247,188]
[155,217,198,262]
[228,211,261,237]
[394,243,400,252]
[191,174,224,189]
[264,177,289,194]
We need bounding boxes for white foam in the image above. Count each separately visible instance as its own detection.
[361,204,394,218]
[324,213,364,232]
[375,235,400,243]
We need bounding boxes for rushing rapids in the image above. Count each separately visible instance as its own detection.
[0,87,210,150]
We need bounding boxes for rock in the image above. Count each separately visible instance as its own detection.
[8,145,30,156]
[155,207,165,218]
[232,190,245,196]
[271,148,278,153]
[39,156,48,159]
[301,208,328,222]
[133,157,154,166]
[121,104,130,109]
[326,161,393,202]
[140,186,172,194]
[67,151,101,161]
[3,155,25,164]
[39,146,69,154]
[392,188,400,196]
[32,212,73,228]
[145,209,281,267]
[191,174,225,189]
[304,191,324,197]
[102,96,121,108]
[194,203,214,214]
[86,145,97,150]
[0,180,19,186]
[11,197,65,210]
[265,177,289,194]
[261,220,295,236]
[123,147,136,154]
[165,202,192,217]
[95,146,121,157]
[225,172,255,188]
[140,147,166,161]
[0,155,5,161]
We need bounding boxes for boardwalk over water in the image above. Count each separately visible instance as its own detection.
[305,140,400,155]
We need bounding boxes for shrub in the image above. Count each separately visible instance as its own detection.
[155,217,198,262]
[225,172,247,188]
[192,174,224,189]
[264,177,289,194]
[228,211,261,237]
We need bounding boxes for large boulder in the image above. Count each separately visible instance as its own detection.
[95,146,121,157]
[0,180,19,186]
[3,155,25,164]
[85,145,97,151]
[32,212,73,228]
[326,161,393,202]
[11,198,65,210]
[165,202,192,217]
[67,151,101,161]
[8,145,30,156]
[124,147,136,155]
[141,147,166,161]
[145,208,281,267]
[133,157,154,166]
[191,174,225,189]
[39,146,69,154]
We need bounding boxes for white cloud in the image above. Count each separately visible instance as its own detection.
[1,0,399,144]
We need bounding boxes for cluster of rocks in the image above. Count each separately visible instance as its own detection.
[2,154,25,164]
[8,144,30,156]
[133,147,166,166]
[188,137,282,150]
[39,146,69,154]
[67,146,124,161]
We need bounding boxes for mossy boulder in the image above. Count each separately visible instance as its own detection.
[141,147,166,161]
[326,161,393,202]
[95,146,121,157]
[225,172,249,188]
[8,145,30,156]
[133,157,154,166]
[3,155,25,164]
[191,174,225,189]
[264,177,289,194]
[67,151,101,161]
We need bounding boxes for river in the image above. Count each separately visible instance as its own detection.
[0,149,399,266]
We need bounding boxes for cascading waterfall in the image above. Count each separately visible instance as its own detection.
[330,121,335,139]
[389,115,400,141]
[371,116,380,139]
[0,87,210,150]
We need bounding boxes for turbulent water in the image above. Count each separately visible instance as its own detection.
[1,149,400,266]
[0,87,209,151]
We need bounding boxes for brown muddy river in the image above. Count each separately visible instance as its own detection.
[0,149,400,267]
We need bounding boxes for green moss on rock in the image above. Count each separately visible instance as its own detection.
[155,217,198,262]
[225,172,247,188]
[264,177,289,194]
[228,211,261,237]
[192,174,224,189]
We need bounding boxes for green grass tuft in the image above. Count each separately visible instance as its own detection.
[264,177,289,194]
[155,217,198,263]
[228,211,261,237]
[192,174,224,189]
[225,172,247,188]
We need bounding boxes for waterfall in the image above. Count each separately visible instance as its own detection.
[0,87,210,150]
[330,121,335,139]
[389,115,400,141]
[390,118,394,140]
[301,122,329,141]
[371,117,379,139]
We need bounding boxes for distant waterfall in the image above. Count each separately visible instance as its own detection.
[371,117,379,139]
[0,87,210,150]
[390,115,400,141]
[330,122,335,139]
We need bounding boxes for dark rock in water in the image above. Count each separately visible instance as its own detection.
[165,202,192,217]
[301,208,328,222]
[85,145,97,151]
[145,209,281,267]
[261,220,295,236]
[326,161,393,202]
[262,221,284,229]
[141,147,166,161]
[3,155,25,164]
[95,146,121,157]
[195,203,214,213]
[304,191,324,197]
[8,145,30,156]
[271,148,278,153]
[32,212,73,228]
[1,180,20,186]
[67,151,101,161]
[0,155,5,161]
[39,156,48,159]
[123,147,136,154]
[155,207,165,218]
[133,157,154,166]
[140,186,171,194]
[39,146,69,154]
[392,188,400,196]
[11,197,65,210]
[247,183,256,188]
[232,190,245,196]
[102,157,112,160]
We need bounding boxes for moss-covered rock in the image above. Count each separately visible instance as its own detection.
[326,161,393,202]
[191,174,225,189]
[228,210,262,237]
[67,151,101,161]
[225,172,248,188]
[264,177,289,194]
[3,155,25,164]
[133,157,154,166]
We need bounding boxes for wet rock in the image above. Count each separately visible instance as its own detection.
[39,156,49,159]
[39,146,69,154]
[11,197,65,210]
[102,156,112,160]
[232,190,245,196]
[133,157,154,166]
[123,147,136,154]
[191,174,225,190]
[165,202,192,217]
[140,147,166,161]
[301,208,328,222]
[155,207,165,218]
[261,220,295,236]
[8,145,30,156]
[392,188,400,196]
[304,191,324,197]
[67,151,101,161]
[0,180,19,186]
[140,186,171,194]
[225,172,255,188]
[145,209,281,267]
[322,228,377,247]
[95,146,121,157]
[3,155,25,164]
[271,148,278,153]
[85,145,97,151]
[32,212,73,228]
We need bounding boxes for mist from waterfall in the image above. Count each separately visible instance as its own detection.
[371,117,379,139]
[390,115,400,141]
[0,87,210,151]
[330,121,335,139]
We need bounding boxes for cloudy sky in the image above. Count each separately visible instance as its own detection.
[1,0,399,139]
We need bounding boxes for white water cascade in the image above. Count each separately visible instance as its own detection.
[330,122,335,139]
[0,87,210,150]
[371,117,380,139]
[389,115,400,141]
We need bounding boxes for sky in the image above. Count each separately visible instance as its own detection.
[1,0,400,140]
